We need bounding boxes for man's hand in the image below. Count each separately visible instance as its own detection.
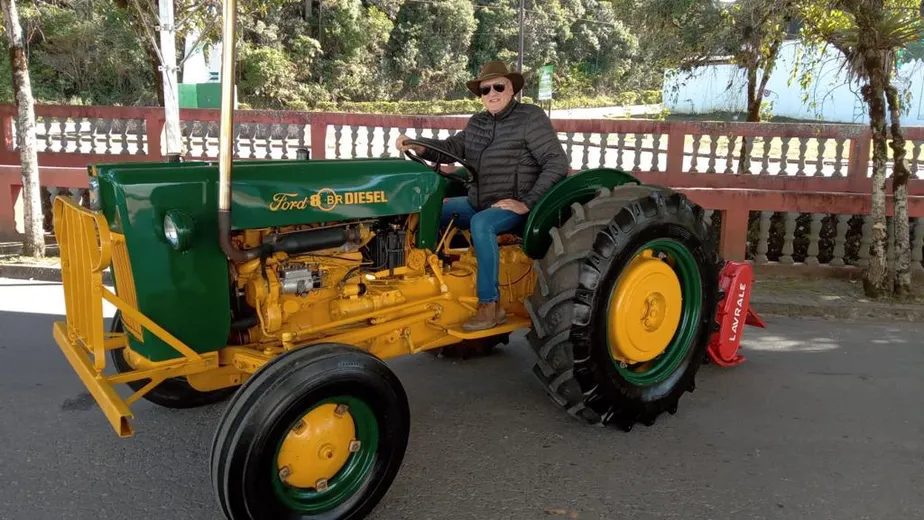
[396,134,424,154]
[492,199,529,215]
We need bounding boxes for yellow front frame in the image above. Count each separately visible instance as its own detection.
[51,197,535,437]
[52,197,217,436]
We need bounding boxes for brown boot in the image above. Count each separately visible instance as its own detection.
[462,302,506,331]
[495,303,507,325]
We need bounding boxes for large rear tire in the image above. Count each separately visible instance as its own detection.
[527,185,719,431]
[211,343,409,520]
[109,311,236,409]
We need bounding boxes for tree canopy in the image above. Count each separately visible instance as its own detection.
[5,0,663,108]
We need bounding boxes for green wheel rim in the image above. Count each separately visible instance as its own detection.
[271,396,379,513]
[606,238,703,386]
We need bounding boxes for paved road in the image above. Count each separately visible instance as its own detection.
[1,277,922,520]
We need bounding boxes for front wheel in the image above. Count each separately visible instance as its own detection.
[211,344,410,520]
[527,185,719,431]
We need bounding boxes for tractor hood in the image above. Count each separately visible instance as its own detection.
[94,158,442,231]
[227,159,443,228]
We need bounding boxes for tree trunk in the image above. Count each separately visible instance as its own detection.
[886,84,912,297]
[739,34,783,173]
[1,0,44,258]
[861,75,890,297]
[738,57,760,174]
[746,63,761,123]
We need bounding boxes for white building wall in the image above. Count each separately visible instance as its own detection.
[182,32,222,84]
[663,40,924,125]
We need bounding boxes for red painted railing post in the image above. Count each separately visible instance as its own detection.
[1,113,13,150]
[145,111,165,161]
[0,111,20,165]
[720,207,750,261]
[0,109,21,238]
[310,115,327,160]
[0,174,17,240]
[847,128,872,194]
[665,125,686,185]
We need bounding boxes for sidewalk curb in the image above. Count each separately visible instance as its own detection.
[0,263,111,284]
[751,298,924,323]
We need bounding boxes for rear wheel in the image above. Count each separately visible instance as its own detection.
[527,185,719,430]
[109,311,235,409]
[211,343,409,520]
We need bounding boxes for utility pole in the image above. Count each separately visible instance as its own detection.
[517,0,525,100]
[159,0,182,159]
[517,0,525,73]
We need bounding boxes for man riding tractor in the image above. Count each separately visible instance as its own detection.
[398,60,567,332]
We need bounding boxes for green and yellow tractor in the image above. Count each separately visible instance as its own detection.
[49,2,763,519]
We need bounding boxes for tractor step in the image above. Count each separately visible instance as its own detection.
[445,316,531,340]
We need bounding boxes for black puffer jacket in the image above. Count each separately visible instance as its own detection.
[418,100,568,211]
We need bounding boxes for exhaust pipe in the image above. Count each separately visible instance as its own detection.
[264,227,363,255]
[218,0,260,263]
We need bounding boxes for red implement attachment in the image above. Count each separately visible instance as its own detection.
[707,261,766,367]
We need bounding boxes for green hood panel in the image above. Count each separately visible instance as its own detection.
[227,159,443,228]
[95,158,443,361]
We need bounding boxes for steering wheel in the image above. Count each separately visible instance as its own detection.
[402,139,478,184]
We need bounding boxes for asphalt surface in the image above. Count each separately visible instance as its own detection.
[1,277,922,520]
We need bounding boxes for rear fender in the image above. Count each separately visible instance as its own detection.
[521,168,640,259]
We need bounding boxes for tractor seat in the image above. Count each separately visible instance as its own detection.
[497,233,521,245]
[497,220,525,245]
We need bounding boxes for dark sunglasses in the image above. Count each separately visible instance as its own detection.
[479,83,506,96]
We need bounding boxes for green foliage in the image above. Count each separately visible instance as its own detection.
[384,0,477,100]
[561,0,637,94]
[17,0,155,105]
[310,1,394,101]
[629,0,728,71]
[299,93,651,114]
[640,89,661,104]
[324,98,484,114]
[239,45,310,109]
[469,1,519,70]
[15,0,670,109]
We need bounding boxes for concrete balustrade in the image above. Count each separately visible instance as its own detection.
[2,105,923,274]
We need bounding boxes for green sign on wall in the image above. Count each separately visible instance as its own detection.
[538,64,553,101]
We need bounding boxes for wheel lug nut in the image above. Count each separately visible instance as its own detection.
[278,466,291,482]
[316,478,329,492]
[334,404,349,417]
[349,440,361,453]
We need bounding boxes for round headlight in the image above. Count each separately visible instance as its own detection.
[163,210,194,251]
[164,214,180,247]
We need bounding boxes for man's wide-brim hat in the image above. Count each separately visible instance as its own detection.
[466,61,524,96]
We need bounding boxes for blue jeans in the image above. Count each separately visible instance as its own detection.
[440,197,526,303]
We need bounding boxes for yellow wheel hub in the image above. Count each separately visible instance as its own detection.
[607,251,683,364]
[276,403,357,489]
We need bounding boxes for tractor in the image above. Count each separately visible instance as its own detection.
[49,2,763,519]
